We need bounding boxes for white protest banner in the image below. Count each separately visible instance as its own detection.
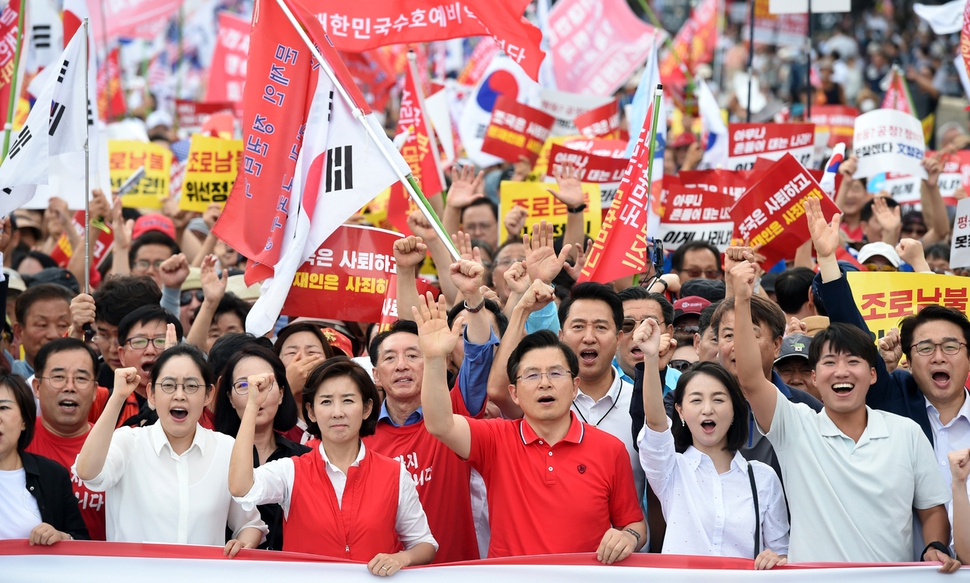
[539,88,614,137]
[853,109,928,180]
[657,172,734,252]
[952,198,970,268]
[727,123,815,171]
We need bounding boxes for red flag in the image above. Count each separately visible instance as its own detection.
[97,48,126,120]
[0,0,23,131]
[387,58,445,234]
[880,67,916,116]
[311,0,544,81]
[962,1,970,88]
[341,50,396,112]
[659,0,717,88]
[205,12,251,112]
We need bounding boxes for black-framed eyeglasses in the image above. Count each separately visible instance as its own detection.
[910,341,967,357]
[126,337,167,350]
[155,380,203,394]
[133,259,165,271]
[180,289,205,306]
[668,359,693,372]
[41,374,94,389]
[621,316,662,334]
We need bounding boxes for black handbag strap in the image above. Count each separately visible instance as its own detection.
[747,462,760,558]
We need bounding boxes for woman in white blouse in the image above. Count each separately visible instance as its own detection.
[634,319,789,568]
[75,344,266,554]
[228,356,436,576]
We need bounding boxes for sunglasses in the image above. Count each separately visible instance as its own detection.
[180,289,205,306]
[669,359,693,372]
[621,317,662,334]
[863,263,897,272]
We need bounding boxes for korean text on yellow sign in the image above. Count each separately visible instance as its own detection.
[109,140,172,209]
[178,135,243,212]
[846,272,969,339]
[499,181,602,242]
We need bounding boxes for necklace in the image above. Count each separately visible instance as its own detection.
[572,384,621,427]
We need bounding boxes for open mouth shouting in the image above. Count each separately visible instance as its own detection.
[700,420,716,434]
[579,349,598,366]
[58,398,80,414]
[170,407,189,421]
[931,370,951,390]
[537,394,556,406]
[831,382,854,396]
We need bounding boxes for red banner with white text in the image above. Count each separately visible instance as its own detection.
[727,123,816,171]
[481,96,556,164]
[205,12,251,112]
[574,100,622,139]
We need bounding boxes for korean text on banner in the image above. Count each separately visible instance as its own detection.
[873,150,970,206]
[109,141,172,209]
[846,271,970,339]
[178,135,243,212]
[852,109,928,180]
[546,0,658,96]
[539,88,614,138]
[810,105,858,148]
[49,211,114,269]
[729,153,840,267]
[727,123,816,171]
[499,180,602,241]
[204,12,251,108]
[175,100,236,133]
[657,171,736,252]
[546,142,628,208]
[574,100,622,139]
[481,96,555,164]
[951,198,970,269]
[281,225,402,324]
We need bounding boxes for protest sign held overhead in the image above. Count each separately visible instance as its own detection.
[846,271,970,339]
[727,123,815,171]
[951,198,970,269]
[178,135,242,212]
[574,100,622,139]
[810,105,858,148]
[204,12,251,108]
[481,96,556,164]
[658,171,737,252]
[852,108,928,180]
[545,142,628,207]
[111,141,173,209]
[499,180,602,241]
[539,88,614,137]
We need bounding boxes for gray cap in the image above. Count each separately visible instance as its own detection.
[774,333,812,364]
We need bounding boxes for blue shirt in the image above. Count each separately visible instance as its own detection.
[378,328,499,426]
[525,302,560,334]
[613,357,680,394]
[12,359,33,379]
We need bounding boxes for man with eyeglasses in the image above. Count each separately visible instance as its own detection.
[25,338,107,540]
[670,241,723,284]
[809,196,970,559]
[613,287,681,393]
[114,305,184,427]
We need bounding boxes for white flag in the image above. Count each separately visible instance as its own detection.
[0,29,86,218]
[914,1,967,35]
[698,80,728,170]
[246,71,409,336]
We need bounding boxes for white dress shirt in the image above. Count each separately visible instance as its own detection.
[78,423,267,546]
[639,423,789,558]
[925,391,970,556]
[235,441,437,551]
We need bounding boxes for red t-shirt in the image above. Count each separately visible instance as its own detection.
[841,221,864,243]
[466,413,642,558]
[362,388,479,563]
[25,421,106,540]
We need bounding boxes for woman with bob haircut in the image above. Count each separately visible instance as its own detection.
[213,345,310,550]
[76,344,267,555]
[0,373,89,544]
[633,318,790,568]
[229,356,437,576]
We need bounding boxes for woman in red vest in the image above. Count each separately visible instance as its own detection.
[229,357,436,576]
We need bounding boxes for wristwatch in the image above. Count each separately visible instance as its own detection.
[566,203,587,214]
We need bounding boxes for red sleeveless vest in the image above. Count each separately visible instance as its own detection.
[284,448,402,560]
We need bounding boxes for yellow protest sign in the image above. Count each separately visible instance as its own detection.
[499,181,602,242]
[109,140,172,209]
[178,135,243,212]
[845,272,969,339]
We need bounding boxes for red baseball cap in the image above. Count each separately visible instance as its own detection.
[673,296,711,323]
[132,213,177,241]
[669,132,696,149]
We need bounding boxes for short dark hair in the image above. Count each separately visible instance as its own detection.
[195,293,250,329]
[697,301,721,337]
[93,276,163,326]
[925,243,950,262]
[809,323,878,368]
[507,330,579,380]
[860,197,899,222]
[209,333,274,379]
[460,197,498,223]
[33,338,99,378]
[117,305,184,345]
[0,373,35,451]
[14,250,58,272]
[150,344,214,391]
[369,320,419,366]
[671,241,721,273]
[128,231,179,265]
[618,287,673,327]
[274,322,335,361]
[302,356,380,438]
[558,282,623,332]
[774,267,815,314]
[899,305,970,360]
[671,362,748,454]
[213,345,298,436]
[712,295,786,341]
[14,284,73,326]
[447,299,508,338]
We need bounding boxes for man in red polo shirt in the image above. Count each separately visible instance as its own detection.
[416,284,646,561]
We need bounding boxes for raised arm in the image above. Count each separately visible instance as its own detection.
[415,292,471,459]
[896,238,931,273]
[548,162,586,262]
[920,153,950,247]
[75,367,140,480]
[442,165,485,239]
[949,449,970,563]
[228,373,275,498]
[393,236,428,322]
[408,210,460,306]
[633,318,667,433]
[185,255,226,351]
[730,259,779,432]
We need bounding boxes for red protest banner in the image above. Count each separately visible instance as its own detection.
[574,100,622,139]
[962,0,970,85]
[481,96,555,164]
[657,171,738,252]
[49,211,114,271]
[97,48,126,120]
[313,0,544,81]
[727,122,815,171]
[342,50,396,112]
[729,154,840,267]
[810,104,858,148]
[659,0,717,87]
[282,225,402,323]
[547,0,659,95]
[205,12,251,111]
[0,0,21,131]
[175,100,236,133]
[546,143,628,183]
[378,272,441,330]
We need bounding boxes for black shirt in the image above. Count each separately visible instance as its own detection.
[22,451,90,540]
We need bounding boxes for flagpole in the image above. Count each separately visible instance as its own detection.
[633,0,695,87]
[406,51,446,195]
[83,19,91,295]
[628,83,664,288]
[746,0,755,122]
[1,0,26,161]
[273,0,460,261]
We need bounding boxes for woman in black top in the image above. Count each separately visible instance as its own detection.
[0,373,88,543]
[213,345,310,550]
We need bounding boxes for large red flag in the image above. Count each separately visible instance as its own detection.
[97,48,126,120]
[658,0,717,88]
[311,0,544,80]
[341,50,396,112]
[0,0,23,132]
